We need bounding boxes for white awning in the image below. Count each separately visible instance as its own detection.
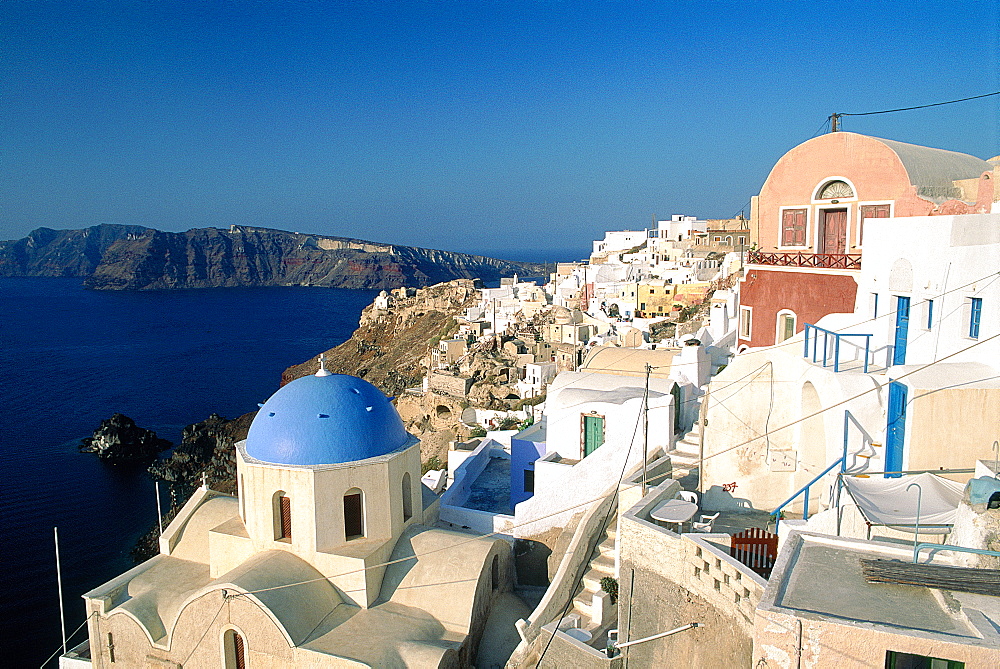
[842,472,964,529]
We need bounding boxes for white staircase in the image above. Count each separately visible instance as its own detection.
[668,421,702,482]
[567,519,618,639]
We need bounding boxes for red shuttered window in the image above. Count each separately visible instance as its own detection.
[781,209,807,246]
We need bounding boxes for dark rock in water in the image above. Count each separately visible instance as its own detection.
[147,411,252,489]
[134,411,252,564]
[79,413,171,464]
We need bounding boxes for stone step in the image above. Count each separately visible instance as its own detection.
[667,451,700,466]
[590,553,615,572]
[582,570,614,593]
[597,540,616,558]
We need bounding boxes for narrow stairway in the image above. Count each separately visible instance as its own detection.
[567,517,618,645]
[668,418,702,484]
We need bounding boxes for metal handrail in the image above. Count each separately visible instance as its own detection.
[803,324,873,373]
[771,456,845,531]
[913,542,1000,564]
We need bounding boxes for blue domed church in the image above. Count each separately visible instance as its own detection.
[80,368,511,667]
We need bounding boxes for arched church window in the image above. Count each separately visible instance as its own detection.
[273,491,291,541]
[401,473,412,522]
[818,180,854,199]
[224,629,246,669]
[344,489,365,540]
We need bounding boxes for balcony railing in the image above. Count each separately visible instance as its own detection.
[804,324,872,372]
[747,250,861,270]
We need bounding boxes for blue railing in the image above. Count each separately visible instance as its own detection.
[803,324,872,373]
[914,543,1000,565]
[772,456,846,532]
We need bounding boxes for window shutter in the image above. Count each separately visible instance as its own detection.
[782,209,806,246]
[234,632,245,669]
[280,496,291,539]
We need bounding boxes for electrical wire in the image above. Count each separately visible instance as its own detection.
[534,373,646,668]
[838,91,1000,117]
[38,613,94,668]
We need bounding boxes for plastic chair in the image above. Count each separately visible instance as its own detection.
[679,491,699,506]
[692,512,720,532]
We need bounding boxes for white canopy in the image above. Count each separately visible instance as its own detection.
[842,473,965,529]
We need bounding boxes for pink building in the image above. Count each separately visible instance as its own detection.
[739,132,995,349]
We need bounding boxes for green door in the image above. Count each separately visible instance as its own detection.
[583,415,604,456]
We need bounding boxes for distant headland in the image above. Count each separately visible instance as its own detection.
[0,223,542,290]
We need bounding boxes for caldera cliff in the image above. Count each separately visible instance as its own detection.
[1,224,539,290]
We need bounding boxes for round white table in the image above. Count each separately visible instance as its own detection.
[649,499,698,532]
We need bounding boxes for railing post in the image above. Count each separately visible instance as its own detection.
[803,325,810,358]
[834,335,841,372]
[803,486,810,520]
[864,335,870,373]
[822,330,829,367]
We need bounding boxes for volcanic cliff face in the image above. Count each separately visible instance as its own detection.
[1,224,538,290]
[82,226,534,290]
[0,224,150,277]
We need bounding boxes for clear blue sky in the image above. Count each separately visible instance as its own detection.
[3,1,998,258]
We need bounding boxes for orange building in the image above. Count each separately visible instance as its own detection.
[739,132,995,349]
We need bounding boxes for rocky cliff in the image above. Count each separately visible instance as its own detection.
[0,225,539,290]
[0,224,150,277]
[2,224,537,289]
[283,280,537,464]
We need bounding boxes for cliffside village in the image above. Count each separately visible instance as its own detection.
[64,132,1000,668]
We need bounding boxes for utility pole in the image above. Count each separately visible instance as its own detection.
[831,113,841,132]
[642,363,651,496]
[697,386,709,496]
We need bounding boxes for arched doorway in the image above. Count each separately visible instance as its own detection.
[794,382,826,512]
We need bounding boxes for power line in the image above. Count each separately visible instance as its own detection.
[839,91,1000,117]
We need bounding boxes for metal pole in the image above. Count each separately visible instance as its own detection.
[907,482,923,551]
[156,481,163,535]
[54,527,67,657]
[615,622,701,649]
[642,363,650,497]
[698,386,709,496]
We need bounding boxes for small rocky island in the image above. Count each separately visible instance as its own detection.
[79,413,171,464]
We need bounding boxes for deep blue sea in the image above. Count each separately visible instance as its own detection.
[0,278,378,666]
[0,246,590,666]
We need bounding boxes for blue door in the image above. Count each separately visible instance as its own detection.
[892,296,910,366]
[886,381,907,478]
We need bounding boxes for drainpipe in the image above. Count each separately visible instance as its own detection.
[697,386,709,496]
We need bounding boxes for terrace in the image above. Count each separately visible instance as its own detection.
[747,249,861,270]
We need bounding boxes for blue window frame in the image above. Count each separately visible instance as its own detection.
[926,299,934,329]
[969,298,982,338]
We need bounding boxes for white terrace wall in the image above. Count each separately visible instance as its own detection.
[617,483,767,668]
[700,343,883,514]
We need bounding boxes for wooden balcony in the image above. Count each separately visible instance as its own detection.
[747,250,861,270]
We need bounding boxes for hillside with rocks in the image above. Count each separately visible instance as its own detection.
[283,280,537,464]
[1,223,539,290]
